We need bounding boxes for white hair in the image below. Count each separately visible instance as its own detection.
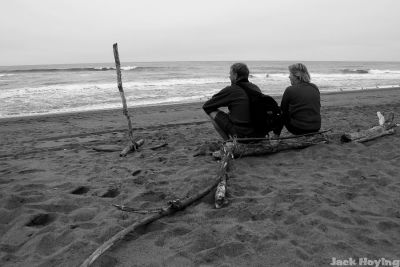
[289,63,311,83]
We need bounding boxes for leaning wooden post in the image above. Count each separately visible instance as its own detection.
[113,43,143,156]
[215,141,235,208]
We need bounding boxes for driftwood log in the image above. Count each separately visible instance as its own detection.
[341,112,398,143]
[80,179,221,267]
[214,142,235,209]
[218,134,328,158]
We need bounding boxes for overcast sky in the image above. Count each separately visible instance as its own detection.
[1,0,400,65]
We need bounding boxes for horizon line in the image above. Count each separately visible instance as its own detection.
[2,59,400,67]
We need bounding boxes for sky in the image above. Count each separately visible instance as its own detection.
[1,0,400,65]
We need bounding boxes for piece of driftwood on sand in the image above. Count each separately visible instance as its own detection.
[92,140,165,153]
[224,133,328,158]
[80,178,221,267]
[119,139,145,156]
[113,43,141,157]
[341,112,398,143]
[214,141,235,209]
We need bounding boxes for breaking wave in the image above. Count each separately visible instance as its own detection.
[0,66,165,74]
[341,68,369,74]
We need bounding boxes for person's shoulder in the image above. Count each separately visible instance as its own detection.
[240,81,261,93]
[308,82,319,90]
[217,85,234,93]
[248,82,262,92]
[284,84,296,92]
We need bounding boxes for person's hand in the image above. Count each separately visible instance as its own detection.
[269,133,280,146]
[270,133,280,140]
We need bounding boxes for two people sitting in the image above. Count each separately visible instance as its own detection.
[203,62,321,140]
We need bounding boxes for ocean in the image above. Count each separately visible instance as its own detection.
[0,61,399,118]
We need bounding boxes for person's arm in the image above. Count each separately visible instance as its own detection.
[280,87,291,123]
[202,86,231,114]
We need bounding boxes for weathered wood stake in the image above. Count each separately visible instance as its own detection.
[113,43,138,156]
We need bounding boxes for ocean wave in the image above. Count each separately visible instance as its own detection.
[0,77,227,98]
[250,73,270,78]
[341,68,369,74]
[369,69,400,74]
[0,66,157,74]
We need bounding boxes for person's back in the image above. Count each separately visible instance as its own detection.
[202,63,262,140]
[237,80,283,137]
[281,63,321,135]
[281,82,320,131]
[203,82,259,126]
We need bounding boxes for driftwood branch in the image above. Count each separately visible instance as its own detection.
[341,112,397,143]
[113,204,162,214]
[80,178,221,267]
[149,143,168,150]
[92,141,164,154]
[120,139,145,157]
[221,134,328,158]
[113,43,134,142]
[214,142,235,209]
[234,129,332,143]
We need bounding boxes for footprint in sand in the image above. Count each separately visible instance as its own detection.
[70,186,90,195]
[377,220,400,232]
[26,213,56,227]
[97,187,120,198]
[134,190,166,202]
[17,168,46,174]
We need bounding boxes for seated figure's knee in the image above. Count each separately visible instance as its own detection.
[209,111,218,120]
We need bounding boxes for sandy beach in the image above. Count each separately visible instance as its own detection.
[1,87,400,267]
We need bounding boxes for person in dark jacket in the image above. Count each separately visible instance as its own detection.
[202,63,262,140]
[281,63,321,135]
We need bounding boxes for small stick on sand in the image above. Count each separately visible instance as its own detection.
[113,43,140,157]
[149,142,168,150]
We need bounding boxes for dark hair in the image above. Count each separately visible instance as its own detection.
[230,63,249,79]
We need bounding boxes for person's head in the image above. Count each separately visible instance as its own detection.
[288,63,311,85]
[230,63,249,83]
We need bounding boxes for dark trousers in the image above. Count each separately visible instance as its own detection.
[214,111,255,139]
[284,120,320,135]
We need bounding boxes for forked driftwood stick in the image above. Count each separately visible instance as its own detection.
[341,112,397,143]
[215,141,235,208]
[80,179,221,267]
[113,43,140,157]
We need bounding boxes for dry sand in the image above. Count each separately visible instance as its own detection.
[1,88,400,267]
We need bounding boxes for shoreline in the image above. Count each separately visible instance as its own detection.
[1,86,400,123]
